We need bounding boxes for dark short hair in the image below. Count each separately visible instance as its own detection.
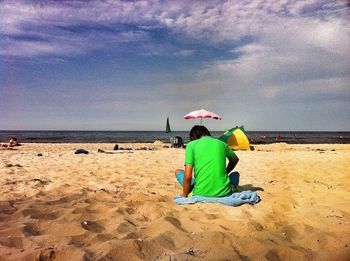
[189,125,211,141]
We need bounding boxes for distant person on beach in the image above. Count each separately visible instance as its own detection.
[9,137,18,147]
[275,133,281,141]
[0,137,18,148]
[175,125,239,197]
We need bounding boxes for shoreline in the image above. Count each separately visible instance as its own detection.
[3,141,350,150]
[1,130,349,145]
[1,143,350,260]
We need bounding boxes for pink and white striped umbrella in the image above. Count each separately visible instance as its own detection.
[184,109,222,124]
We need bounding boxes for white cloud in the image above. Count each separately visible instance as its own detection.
[195,11,350,98]
[1,0,348,57]
[1,0,349,130]
[174,50,195,56]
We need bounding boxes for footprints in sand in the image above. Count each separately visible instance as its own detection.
[164,216,188,233]
[117,219,139,234]
[1,190,171,259]
[0,200,17,216]
[38,247,56,260]
[21,208,60,220]
[1,189,348,261]
[1,144,349,260]
[265,249,281,261]
[0,236,24,249]
[3,178,51,187]
[250,221,264,231]
[4,163,23,168]
[23,224,40,236]
[1,188,208,259]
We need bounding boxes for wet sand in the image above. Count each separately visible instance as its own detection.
[0,143,349,260]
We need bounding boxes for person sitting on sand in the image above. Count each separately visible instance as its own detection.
[9,137,18,147]
[0,137,18,148]
[175,125,240,197]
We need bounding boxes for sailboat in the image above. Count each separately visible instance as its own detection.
[165,117,171,133]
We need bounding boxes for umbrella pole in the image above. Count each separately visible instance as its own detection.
[200,118,202,125]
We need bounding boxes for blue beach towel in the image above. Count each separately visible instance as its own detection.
[174,191,260,206]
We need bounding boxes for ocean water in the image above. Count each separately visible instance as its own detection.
[0,130,349,144]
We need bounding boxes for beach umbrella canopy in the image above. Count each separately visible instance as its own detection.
[184,109,222,124]
[219,125,251,151]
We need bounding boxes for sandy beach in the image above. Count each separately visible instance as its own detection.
[0,142,349,260]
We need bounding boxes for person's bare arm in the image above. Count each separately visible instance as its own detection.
[182,164,193,197]
[226,155,239,174]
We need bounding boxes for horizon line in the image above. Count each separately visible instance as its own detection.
[1,129,349,132]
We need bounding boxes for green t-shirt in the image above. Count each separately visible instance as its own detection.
[185,136,236,197]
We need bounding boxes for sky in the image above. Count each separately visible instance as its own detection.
[1,0,349,131]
